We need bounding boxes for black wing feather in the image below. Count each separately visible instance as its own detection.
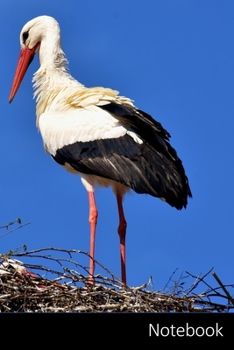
[53,132,191,209]
[100,103,192,198]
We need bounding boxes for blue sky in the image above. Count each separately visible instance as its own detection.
[1,1,234,292]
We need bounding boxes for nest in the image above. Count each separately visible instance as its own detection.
[0,247,234,313]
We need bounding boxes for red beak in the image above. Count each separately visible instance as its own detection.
[9,43,39,103]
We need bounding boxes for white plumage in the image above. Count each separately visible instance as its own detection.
[39,108,143,156]
[9,15,192,285]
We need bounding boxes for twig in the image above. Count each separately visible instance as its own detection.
[212,271,234,306]
[0,222,31,239]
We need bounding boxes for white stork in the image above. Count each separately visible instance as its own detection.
[9,16,192,285]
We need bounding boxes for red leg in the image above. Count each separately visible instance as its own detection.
[116,194,127,284]
[88,191,98,282]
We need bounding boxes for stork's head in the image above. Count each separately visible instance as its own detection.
[9,16,60,103]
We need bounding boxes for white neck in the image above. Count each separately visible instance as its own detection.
[32,31,84,123]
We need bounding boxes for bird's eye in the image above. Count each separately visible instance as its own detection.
[22,31,29,43]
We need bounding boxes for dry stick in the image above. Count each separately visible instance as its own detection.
[0,222,31,239]
[212,271,234,306]
[13,247,124,288]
